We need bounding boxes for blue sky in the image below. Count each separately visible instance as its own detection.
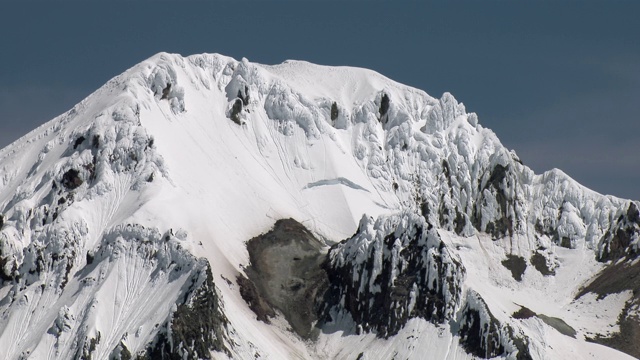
[1,1,639,199]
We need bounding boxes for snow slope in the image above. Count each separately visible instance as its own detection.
[0,52,638,359]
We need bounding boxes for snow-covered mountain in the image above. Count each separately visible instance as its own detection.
[1,52,638,360]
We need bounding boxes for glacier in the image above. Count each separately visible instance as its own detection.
[0,52,638,359]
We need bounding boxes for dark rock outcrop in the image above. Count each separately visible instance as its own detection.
[379,93,390,123]
[576,257,640,358]
[502,255,526,281]
[473,164,516,239]
[238,85,250,106]
[599,202,640,261]
[73,136,86,150]
[230,99,244,125]
[109,341,132,360]
[322,213,465,337]
[140,262,231,359]
[530,252,555,276]
[321,213,531,359]
[330,102,339,121]
[241,219,329,339]
[459,291,532,360]
[161,83,171,100]
[61,169,83,190]
[237,274,275,323]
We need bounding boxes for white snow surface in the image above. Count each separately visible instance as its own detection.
[0,52,636,359]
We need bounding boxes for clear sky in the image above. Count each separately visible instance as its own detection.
[1,1,639,200]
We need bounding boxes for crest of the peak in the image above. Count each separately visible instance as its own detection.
[123,52,447,107]
[105,52,492,136]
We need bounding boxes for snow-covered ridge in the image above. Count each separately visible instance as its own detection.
[0,52,638,359]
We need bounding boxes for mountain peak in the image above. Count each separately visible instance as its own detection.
[0,52,638,359]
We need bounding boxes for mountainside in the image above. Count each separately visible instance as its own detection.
[0,52,638,360]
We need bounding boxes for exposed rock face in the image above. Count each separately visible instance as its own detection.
[588,299,640,360]
[459,291,532,360]
[323,213,465,337]
[229,99,244,125]
[320,213,532,358]
[109,341,132,360]
[530,251,555,276]
[61,169,83,190]
[472,164,518,240]
[236,274,275,323]
[141,263,231,359]
[599,202,640,261]
[237,215,534,358]
[240,219,328,339]
[502,254,527,281]
[236,214,535,358]
[379,93,390,123]
[581,202,640,358]
[330,102,339,121]
[576,259,640,358]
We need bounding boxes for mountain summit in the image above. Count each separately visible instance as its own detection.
[0,53,638,359]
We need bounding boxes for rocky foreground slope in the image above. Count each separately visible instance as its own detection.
[0,53,638,359]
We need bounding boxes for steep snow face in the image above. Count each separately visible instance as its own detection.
[0,52,638,359]
[0,77,232,359]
